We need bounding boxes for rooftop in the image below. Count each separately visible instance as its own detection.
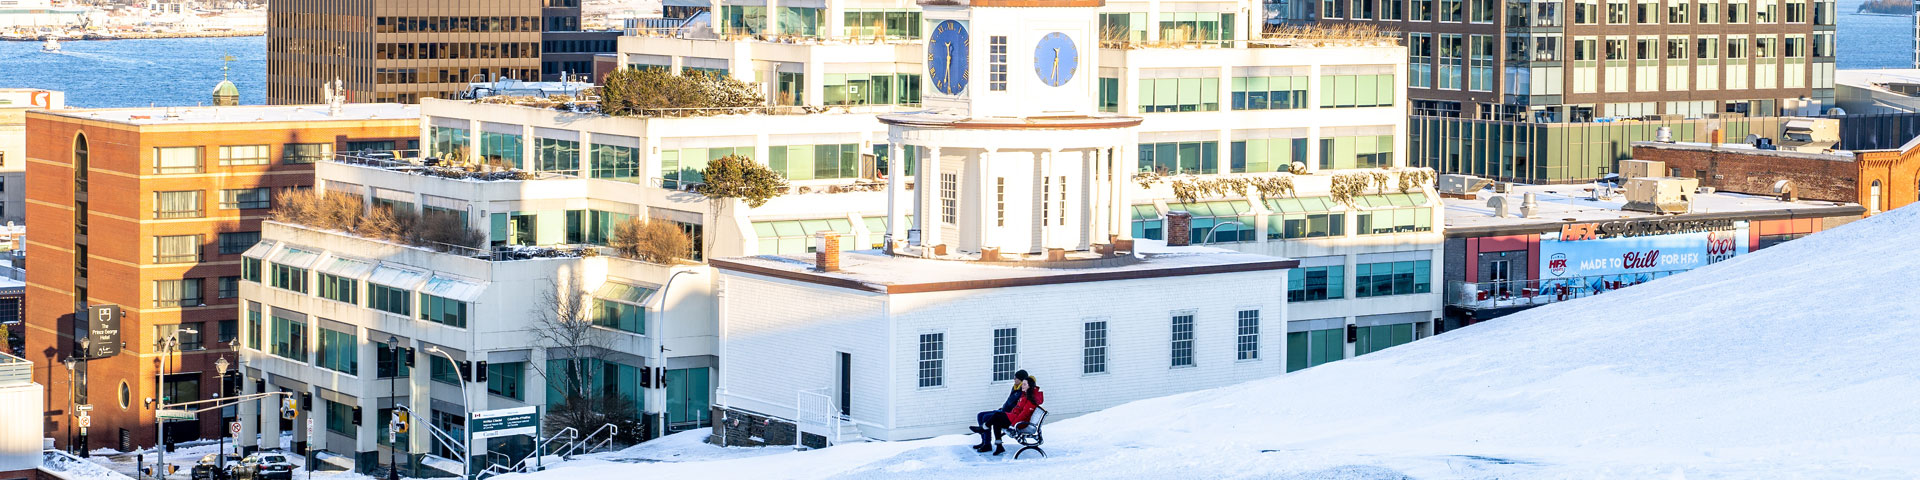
[39,103,419,125]
[1443,183,1863,235]
[1835,68,1920,94]
[1632,141,1856,160]
[712,240,1295,294]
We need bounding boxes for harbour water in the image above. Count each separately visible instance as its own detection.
[0,5,1911,109]
[0,36,265,108]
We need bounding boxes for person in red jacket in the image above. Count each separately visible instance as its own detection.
[968,370,1043,455]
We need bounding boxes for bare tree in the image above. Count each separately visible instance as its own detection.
[526,278,646,444]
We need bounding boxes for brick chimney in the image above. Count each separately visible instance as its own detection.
[1710,129,1724,146]
[815,232,840,272]
[1165,211,1193,247]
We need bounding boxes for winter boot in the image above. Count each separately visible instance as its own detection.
[993,443,1006,456]
[968,426,986,434]
[973,442,992,452]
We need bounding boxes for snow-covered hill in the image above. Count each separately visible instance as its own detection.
[507,206,1920,479]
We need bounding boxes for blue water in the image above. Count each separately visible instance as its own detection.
[0,8,1909,108]
[0,36,266,108]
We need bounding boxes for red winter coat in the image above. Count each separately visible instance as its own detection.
[1007,387,1044,425]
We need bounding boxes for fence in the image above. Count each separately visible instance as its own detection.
[1446,269,1692,309]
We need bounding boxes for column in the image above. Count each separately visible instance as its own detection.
[259,386,282,451]
[238,371,259,453]
[1088,148,1106,243]
[407,345,432,473]
[1116,146,1135,240]
[290,389,308,455]
[1038,149,1055,251]
[976,149,995,252]
[886,142,907,249]
[923,146,943,252]
[309,393,329,453]
[765,0,779,36]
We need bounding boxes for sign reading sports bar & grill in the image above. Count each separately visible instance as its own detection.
[470,406,538,440]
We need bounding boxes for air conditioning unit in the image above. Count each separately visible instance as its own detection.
[1622,177,1699,214]
[1619,160,1664,181]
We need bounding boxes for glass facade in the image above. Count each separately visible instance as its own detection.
[1411,115,1790,183]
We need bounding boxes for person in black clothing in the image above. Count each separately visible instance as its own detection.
[968,370,1031,454]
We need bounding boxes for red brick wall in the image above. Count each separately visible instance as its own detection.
[1632,145,1859,203]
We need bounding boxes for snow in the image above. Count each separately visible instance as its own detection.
[80,434,373,480]
[513,206,1920,478]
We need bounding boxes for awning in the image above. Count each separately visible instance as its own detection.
[594,281,658,306]
[368,264,430,290]
[422,275,487,302]
[317,256,375,279]
[241,240,277,260]
[270,247,321,269]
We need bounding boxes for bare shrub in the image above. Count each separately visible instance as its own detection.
[610,219,691,264]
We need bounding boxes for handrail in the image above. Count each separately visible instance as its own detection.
[552,423,618,459]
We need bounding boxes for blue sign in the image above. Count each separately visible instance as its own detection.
[1539,221,1747,293]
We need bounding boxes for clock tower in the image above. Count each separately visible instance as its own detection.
[918,0,1101,119]
[880,1,1139,258]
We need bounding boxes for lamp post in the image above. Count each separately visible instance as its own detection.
[652,269,700,440]
[63,357,75,454]
[214,357,229,477]
[386,336,400,480]
[155,328,198,480]
[425,346,469,480]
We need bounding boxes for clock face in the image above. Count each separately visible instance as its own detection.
[927,20,970,96]
[1033,32,1079,87]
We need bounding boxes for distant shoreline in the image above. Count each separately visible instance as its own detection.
[0,31,264,41]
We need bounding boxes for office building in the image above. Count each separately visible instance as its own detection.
[267,0,544,104]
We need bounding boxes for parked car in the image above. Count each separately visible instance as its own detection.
[191,454,241,480]
[234,452,296,480]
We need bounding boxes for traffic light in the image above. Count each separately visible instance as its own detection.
[402,347,415,368]
[352,406,363,426]
[280,397,298,420]
[391,411,410,434]
[301,392,312,411]
[474,361,488,383]
[456,361,472,382]
[1346,324,1358,343]
[639,367,652,388]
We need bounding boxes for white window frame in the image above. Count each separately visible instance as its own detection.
[917,331,945,389]
[1083,319,1109,375]
[1236,308,1261,361]
[1170,309,1196,368]
[991,326,1019,382]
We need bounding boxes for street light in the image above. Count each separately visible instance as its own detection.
[652,269,701,440]
[155,328,198,480]
[386,336,400,480]
[424,346,469,480]
[62,357,76,455]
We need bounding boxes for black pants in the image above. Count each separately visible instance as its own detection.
[975,411,1010,445]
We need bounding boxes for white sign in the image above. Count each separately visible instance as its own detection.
[76,415,90,428]
[470,406,538,440]
[230,422,242,436]
[305,418,315,440]
[157,409,196,421]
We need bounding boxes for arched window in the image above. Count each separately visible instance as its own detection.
[1870,180,1882,215]
[72,132,88,182]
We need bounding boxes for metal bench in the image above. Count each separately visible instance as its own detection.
[1004,406,1048,459]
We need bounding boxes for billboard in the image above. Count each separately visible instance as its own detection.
[1539,219,1748,292]
[84,305,121,359]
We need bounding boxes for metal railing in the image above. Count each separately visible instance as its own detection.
[330,151,567,182]
[795,388,838,449]
[1446,269,1691,309]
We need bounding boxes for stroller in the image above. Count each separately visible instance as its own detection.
[1004,406,1049,459]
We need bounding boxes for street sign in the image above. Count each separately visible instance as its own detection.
[75,404,92,412]
[470,406,537,440]
[76,415,90,428]
[157,409,195,421]
[305,418,314,441]
[229,422,242,436]
[84,305,122,359]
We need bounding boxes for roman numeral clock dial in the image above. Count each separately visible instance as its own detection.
[928,20,971,95]
[1034,32,1078,87]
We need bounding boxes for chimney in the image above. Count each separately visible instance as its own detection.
[1710,128,1724,146]
[814,232,840,272]
[1520,192,1539,218]
[1165,211,1193,247]
[980,246,1002,262]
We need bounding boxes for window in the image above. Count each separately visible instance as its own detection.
[1156,12,1234,46]
[1384,0,1406,18]
[940,173,958,224]
[917,333,943,388]
[1668,0,1690,22]
[1354,259,1433,297]
[282,143,332,164]
[1438,34,1464,90]
[1166,200,1256,243]
[1319,134,1396,170]
[218,276,239,299]
[1231,75,1309,110]
[1638,0,1660,21]
[1131,204,1163,239]
[1099,77,1120,112]
[1355,323,1416,356]
[242,258,261,282]
[1236,310,1260,361]
[1083,321,1108,374]
[154,279,203,308]
[841,9,922,39]
[154,323,203,351]
[1469,35,1496,92]
[536,137,579,173]
[995,178,1006,226]
[1699,0,1721,22]
[246,306,262,350]
[218,232,261,255]
[270,313,307,362]
[1286,325,1346,372]
[590,144,640,183]
[219,188,270,210]
[155,235,201,263]
[325,401,355,436]
[1320,73,1396,109]
[1231,138,1307,174]
[1056,176,1067,226]
[317,273,357,305]
[1170,313,1195,367]
[154,191,203,219]
[991,327,1018,381]
[154,147,202,174]
[1408,34,1434,89]
[487,362,524,400]
[1289,265,1347,301]
[420,294,467,328]
[1412,0,1434,20]
[1756,0,1775,21]
[317,327,358,374]
[1728,0,1749,21]
[1870,180,1882,214]
[660,146,744,189]
[752,218,853,254]
[218,145,270,166]
[821,73,920,106]
[1440,0,1463,20]
[1355,201,1435,234]
[270,264,308,293]
[1137,141,1218,174]
[219,319,237,343]
[1041,178,1050,227]
[989,36,1008,91]
[592,298,644,334]
[1607,0,1630,22]
[766,144,860,180]
[1266,196,1346,240]
[369,284,411,316]
[1573,0,1598,23]
[160,373,199,406]
[430,355,459,384]
[377,342,411,378]
[1137,77,1220,112]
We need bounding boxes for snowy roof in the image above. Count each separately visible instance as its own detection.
[1443,182,1862,235]
[39,103,419,125]
[712,242,1292,294]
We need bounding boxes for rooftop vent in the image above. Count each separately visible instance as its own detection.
[1621,177,1699,214]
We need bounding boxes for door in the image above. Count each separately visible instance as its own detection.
[1486,259,1511,296]
[836,352,851,417]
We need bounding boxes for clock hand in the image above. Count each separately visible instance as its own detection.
[944,43,954,91]
[1051,48,1060,84]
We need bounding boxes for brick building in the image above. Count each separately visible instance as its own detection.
[23,103,417,452]
[1632,136,1920,215]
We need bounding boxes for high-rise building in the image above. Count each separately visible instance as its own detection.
[267,0,545,104]
[540,0,620,81]
[23,103,418,452]
[0,89,63,226]
[1307,0,1838,183]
